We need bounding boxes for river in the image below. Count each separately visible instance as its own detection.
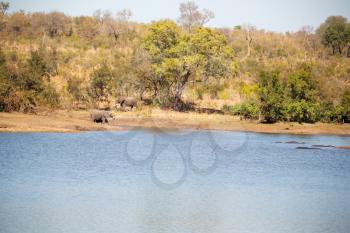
[0,130,349,233]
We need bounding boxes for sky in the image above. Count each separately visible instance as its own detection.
[7,0,350,32]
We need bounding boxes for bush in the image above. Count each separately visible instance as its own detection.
[67,77,85,102]
[283,100,319,123]
[89,63,113,102]
[317,102,343,123]
[222,101,259,119]
[39,84,60,109]
[0,48,61,112]
[3,90,36,112]
[340,89,350,122]
[257,71,285,123]
[316,89,350,123]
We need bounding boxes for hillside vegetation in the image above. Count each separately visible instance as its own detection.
[0,1,350,124]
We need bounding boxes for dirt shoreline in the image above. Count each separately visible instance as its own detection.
[1,110,350,136]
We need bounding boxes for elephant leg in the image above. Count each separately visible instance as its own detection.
[120,100,125,109]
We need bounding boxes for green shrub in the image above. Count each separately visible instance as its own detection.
[222,101,259,119]
[89,63,113,102]
[39,84,60,108]
[195,86,205,100]
[67,76,85,102]
[283,100,319,123]
[0,48,61,112]
[207,83,227,99]
[340,89,350,122]
[257,71,285,123]
[312,89,350,123]
[317,102,343,123]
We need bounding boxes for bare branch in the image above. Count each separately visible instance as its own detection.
[178,1,214,33]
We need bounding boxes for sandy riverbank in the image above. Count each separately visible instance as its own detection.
[1,109,350,136]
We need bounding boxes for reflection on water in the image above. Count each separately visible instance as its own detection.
[0,130,350,233]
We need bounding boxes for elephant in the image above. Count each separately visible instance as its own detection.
[90,110,115,123]
[116,97,138,110]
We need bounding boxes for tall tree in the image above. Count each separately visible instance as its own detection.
[90,63,113,103]
[95,9,133,43]
[240,25,256,61]
[8,11,30,35]
[178,1,214,33]
[317,16,350,55]
[44,11,72,37]
[74,16,99,41]
[284,64,319,123]
[144,20,234,110]
[0,1,8,15]
[0,1,9,31]
[347,23,350,57]
[257,71,285,123]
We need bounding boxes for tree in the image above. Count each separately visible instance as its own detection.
[90,63,113,102]
[286,64,318,102]
[0,1,9,15]
[144,20,181,58]
[8,11,30,35]
[114,9,134,42]
[0,1,9,31]
[188,27,235,80]
[67,76,86,104]
[284,100,319,123]
[143,20,183,107]
[347,23,350,57]
[75,16,99,41]
[317,16,350,55]
[0,49,59,112]
[27,51,61,109]
[295,26,321,57]
[178,1,214,33]
[131,48,156,99]
[240,25,256,61]
[0,49,9,111]
[45,11,72,37]
[94,9,133,43]
[116,8,132,21]
[257,71,285,123]
[29,12,47,37]
[144,20,234,110]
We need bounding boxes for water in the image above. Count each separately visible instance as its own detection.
[0,130,350,233]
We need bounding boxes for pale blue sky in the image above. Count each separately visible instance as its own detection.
[7,0,350,32]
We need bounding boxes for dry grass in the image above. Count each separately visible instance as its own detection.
[0,111,121,133]
[1,108,350,136]
[113,108,350,135]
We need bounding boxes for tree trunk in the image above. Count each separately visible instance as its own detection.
[173,71,191,111]
[338,46,342,55]
[139,89,145,101]
[347,45,350,57]
[240,32,253,62]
